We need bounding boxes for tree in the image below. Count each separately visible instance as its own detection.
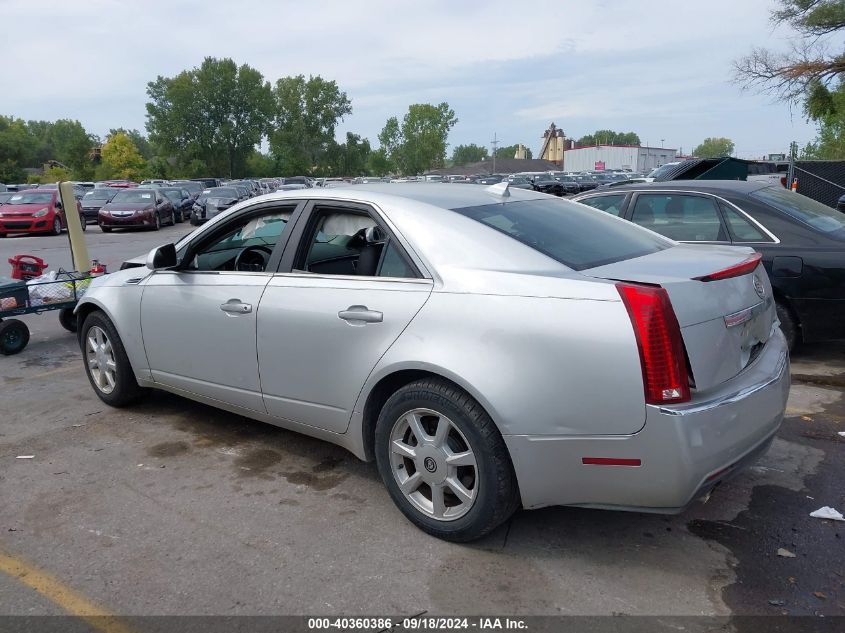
[379,103,458,175]
[495,144,533,159]
[109,128,154,160]
[451,143,488,165]
[576,130,641,147]
[0,116,34,181]
[269,75,352,175]
[146,57,274,177]
[735,1,845,104]
[49,119,95,178]
[692,137,735,157]
[801,81,845,157]
[367,148,393,176]
[97,132,147,181]
[246,151,277,177]
[325,132,371,176]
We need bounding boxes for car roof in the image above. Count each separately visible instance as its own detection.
[591,179,772,194]
[273,182,549,210]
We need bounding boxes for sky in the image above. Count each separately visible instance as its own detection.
[1,0,819,159]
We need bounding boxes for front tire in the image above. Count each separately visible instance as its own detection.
[51,217,62,235]
[100,226,112,233]
[80,311,148,407]
[776,300,799,352]
[374,378,519,542]
[152,213,161,231]
[0,319,30,355]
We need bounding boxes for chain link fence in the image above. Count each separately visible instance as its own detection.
[792,160,845,208]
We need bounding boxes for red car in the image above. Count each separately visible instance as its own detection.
[98,188,176,232]
[0,189,85,237]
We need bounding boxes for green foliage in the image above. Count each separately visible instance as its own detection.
[379,103,458,175]
[0,116,96,181]
[34,166,73,184]
[146,57,274,178]
[495,144,533,159]
[577,130,641,147]
[451,143,488,165]
[324,133,371,177]
[109,128,154,160]
[802,80,845,158]
[692,137,735,157]
[367,148,393,176]
[246,152,278,178]
[269,75,352,175]
[772,0,845,37]
[98,132,148,181]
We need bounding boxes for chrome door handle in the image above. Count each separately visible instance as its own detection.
[338,305,383,324]
[220,299,252,314]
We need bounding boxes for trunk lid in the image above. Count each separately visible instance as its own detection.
[585,243,776,393]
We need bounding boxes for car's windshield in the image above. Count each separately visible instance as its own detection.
[452,198,670,270]
[751,186,845,237]
[84,190,115,201]
[200,187,238,201]
[7,192,53,205]
[0,193,15,203]
[111,190,155,204]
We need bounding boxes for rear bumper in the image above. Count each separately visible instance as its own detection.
[504,329,790,511]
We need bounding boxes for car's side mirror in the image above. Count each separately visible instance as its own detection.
[364,226,386,243]
[146,243,177,270]
[55,200,63,210]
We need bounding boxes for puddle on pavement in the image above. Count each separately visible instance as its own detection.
[147,441,191,457]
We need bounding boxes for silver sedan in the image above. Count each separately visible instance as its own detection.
[75,183,790,541]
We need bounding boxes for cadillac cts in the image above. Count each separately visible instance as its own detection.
[75,184,790,541]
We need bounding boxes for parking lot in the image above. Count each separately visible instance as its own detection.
[0,228,843,625]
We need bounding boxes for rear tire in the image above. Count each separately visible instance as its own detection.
[0,319,30,355]
[80,311,149,407]
[374,378,519,542]
[776,300,799,352]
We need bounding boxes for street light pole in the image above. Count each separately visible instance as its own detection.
[491,132,498,174]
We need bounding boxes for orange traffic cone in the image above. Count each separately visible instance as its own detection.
[791,178,798,192]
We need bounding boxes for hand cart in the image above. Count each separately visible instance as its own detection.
[0,270,94,355]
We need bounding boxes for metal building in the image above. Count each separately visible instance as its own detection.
[562,145,677,173]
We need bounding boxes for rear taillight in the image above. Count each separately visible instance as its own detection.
[617,283,690,405]
[693,253,762,282]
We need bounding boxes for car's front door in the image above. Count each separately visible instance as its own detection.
[140,203,299,412]
[257,201,432,433]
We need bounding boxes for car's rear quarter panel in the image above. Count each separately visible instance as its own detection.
[364,285,646,437]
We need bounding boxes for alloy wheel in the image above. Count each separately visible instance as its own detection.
[389,408,478,521]
[86,325,117,394]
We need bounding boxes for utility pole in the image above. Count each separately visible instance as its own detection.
[491,132,499,174]
[661,139,665,148]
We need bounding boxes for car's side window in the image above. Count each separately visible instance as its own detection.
[295,207,418,278]
[186,207,294,272]
[630,194,727,241]
[578,194,626,216]
[718,202,771,242]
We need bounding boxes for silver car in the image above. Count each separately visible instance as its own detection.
[75,183,790,541]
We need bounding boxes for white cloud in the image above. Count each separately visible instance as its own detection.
[0,0,819,155]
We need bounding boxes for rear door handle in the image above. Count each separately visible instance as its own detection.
[220,299,252,315]
[338,305,383,324]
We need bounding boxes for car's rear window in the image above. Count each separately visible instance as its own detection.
[751,186,845,237]
[452,198,670,270]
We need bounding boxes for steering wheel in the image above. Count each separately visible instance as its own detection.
[234,245,273,272]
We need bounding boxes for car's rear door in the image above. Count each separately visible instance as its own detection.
[256,200,432,433]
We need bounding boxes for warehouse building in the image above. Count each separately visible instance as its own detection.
[563,144,677,173]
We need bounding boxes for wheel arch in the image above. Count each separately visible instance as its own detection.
[74,297,149,382]
[357,362,506,463]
